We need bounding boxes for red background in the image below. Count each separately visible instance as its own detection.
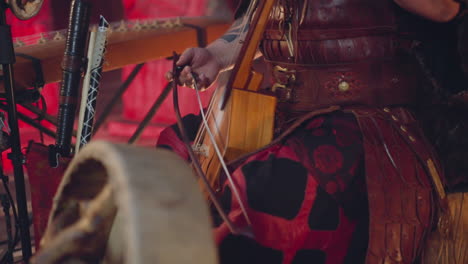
[7,0,238,147]
[1,0,240,174]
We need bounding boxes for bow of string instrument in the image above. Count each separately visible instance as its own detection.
[172,0,277,235]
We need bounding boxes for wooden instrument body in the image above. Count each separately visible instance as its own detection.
[196,0,277,190]
[197,72,276,188]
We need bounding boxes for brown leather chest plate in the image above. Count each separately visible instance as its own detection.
[260,0,422,112]
[261,0,400,65]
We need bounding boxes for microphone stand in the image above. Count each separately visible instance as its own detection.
[51,0,91,161]
[0,0,32,260]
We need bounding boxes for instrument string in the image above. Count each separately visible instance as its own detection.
[190,0,261,227]
[193,0,258,148]
[172,60,240,234]
[192,72,252,227]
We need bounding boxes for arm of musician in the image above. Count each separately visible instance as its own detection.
[169,16,254,90]
[206,15,263,70]
[393,0,460,22]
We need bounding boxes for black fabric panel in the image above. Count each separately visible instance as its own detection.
[219,234,283,264]
[291,249,327,264]
[242,155,308,220]
[340,160,368,221]
[169,113,202,142]
[211,186,232,227]
[308,187,340,230]
[342,210,369,264]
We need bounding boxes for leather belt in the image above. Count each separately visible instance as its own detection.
[265,57,422,113]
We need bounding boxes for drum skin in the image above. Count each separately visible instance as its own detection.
[32,141,217,264]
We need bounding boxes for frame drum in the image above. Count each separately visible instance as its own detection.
[32,141,217,264]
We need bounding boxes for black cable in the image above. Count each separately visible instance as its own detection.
[0,155,20,264]
[1,194,12,263]
[34,95,48,145]
[0,188,19,264]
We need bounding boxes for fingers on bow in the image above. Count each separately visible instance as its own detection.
[177,67,209,90]
[166,65,193,86]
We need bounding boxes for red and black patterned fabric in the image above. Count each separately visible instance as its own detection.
[157,110,369,264]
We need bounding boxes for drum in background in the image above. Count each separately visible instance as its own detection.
[32,141,217,264]
[8,0,44,20]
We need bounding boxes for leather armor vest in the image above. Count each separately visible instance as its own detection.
[260,0,422,113]
[262,0,399,64]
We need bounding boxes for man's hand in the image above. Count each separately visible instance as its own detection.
[166,47,222,91]
[165,16,248,91]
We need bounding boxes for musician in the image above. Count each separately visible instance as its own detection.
[160,0,463,263]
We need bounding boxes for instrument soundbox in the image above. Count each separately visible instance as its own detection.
[192,0,277,196]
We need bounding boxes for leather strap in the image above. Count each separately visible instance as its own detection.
[265,58,421,112]
[379,107,446,201]
[350,107,440,264]
[264,26,397,41]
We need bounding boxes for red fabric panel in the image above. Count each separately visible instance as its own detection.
[157,110,369,264]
